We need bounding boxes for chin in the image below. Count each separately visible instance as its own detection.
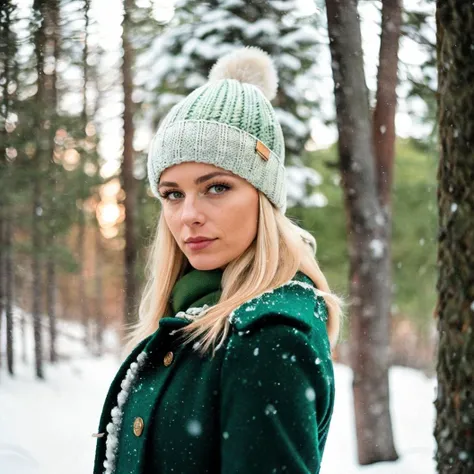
[188,256,227,271]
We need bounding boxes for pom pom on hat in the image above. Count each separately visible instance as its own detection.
[208,46,278,101]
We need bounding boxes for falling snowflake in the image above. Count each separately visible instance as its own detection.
[369,239,384,259]
[265,404,277,416]
[186,420,202,437]
[305,387,316,401]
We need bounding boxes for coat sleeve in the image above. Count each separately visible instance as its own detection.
[219,321,334,474]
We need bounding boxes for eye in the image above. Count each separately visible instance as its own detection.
[159,190,182,201]
[208,183,231,195]
[159,182,231,202]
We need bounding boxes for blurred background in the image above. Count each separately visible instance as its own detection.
[0,0,437,473]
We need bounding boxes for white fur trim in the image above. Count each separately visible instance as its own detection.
[175,303,211,321]
[103,350,148,474]
[208,46,278,101]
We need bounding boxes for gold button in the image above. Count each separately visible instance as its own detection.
[133,417,144,437]
[163,351,174,366]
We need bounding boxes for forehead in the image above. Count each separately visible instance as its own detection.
[159,162,239,183]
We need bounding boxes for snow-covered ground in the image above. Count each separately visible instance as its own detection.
[0,314,436,474]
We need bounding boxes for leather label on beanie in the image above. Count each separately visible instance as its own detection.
[256,140,270,162]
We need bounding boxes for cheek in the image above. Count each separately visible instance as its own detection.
[222,192,258,240]
[163,208,180,238]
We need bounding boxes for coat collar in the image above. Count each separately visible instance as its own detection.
[146,266,224,339]
[152,269,324,339]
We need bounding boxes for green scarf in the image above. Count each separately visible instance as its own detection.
[169,267,223,316]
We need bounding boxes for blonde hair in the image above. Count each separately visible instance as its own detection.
[124,192,346,358]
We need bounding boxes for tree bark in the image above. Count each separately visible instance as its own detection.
[0,0,14,377]
[0,3,6,375]
[46,0,60,364]
[5,213,14,375]
[76,0,91,350]
[371,4,402,421]
[46,259,57,363]
[325,0,398,464]
[32,0,48,380]
[90,25,105,357]
[121,0,138,331]
[94,226,104,356]
[77,198,89,347]
[0,214,3,372]
[435,2,474,472]
[373,0,401,207]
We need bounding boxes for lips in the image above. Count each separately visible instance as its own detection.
[185,237,215,243]
[185,239,216,251]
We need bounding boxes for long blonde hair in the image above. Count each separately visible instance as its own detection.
[124,192,346,358]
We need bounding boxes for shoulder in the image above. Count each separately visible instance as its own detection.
[224,271,332,370]
[221,294,334,411]
[228,270,329,335]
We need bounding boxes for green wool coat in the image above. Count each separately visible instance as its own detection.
[93,269,335,474]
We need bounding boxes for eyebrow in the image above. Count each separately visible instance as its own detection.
[158,171,236,189]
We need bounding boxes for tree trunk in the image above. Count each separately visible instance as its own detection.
[121,0,138,331]
[0,212,14,376]
[0,1,12,376]
[46,260,57,362]
[31,185,43,379]
[31,0,51,380]
[95,226,104,356]
[77,202,89,348]
[46,0,59,364]
[77,0,91,350]
[89,18,104,357]
[434,2,474,472]
[5,213,14,375]
[371,3,402,418]
[0,7,4,374]
[0,211,4,373]
[373,0,401,207]
[20,284,27,364]
[325,0,398,464]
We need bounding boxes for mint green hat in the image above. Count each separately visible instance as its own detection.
[147,46,287,214]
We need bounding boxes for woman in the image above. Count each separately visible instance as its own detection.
[93,46,345,474]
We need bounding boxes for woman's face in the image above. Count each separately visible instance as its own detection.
[158,162,259,271]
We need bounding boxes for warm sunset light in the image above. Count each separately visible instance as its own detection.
[97,201,120,227]
[101,178,121,198]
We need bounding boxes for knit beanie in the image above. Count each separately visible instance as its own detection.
[147,46,287,214]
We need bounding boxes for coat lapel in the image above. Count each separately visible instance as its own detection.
[93,317,193,474]
[112,317,191,474]
[93,335,152,474]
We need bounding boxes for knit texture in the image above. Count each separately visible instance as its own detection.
[147,77,287,213]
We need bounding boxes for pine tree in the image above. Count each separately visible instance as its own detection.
[400,2,436,146]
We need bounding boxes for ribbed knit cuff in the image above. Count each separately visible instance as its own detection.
[147,120,287,213]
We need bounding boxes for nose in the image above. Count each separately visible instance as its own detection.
[180,194,205,227]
